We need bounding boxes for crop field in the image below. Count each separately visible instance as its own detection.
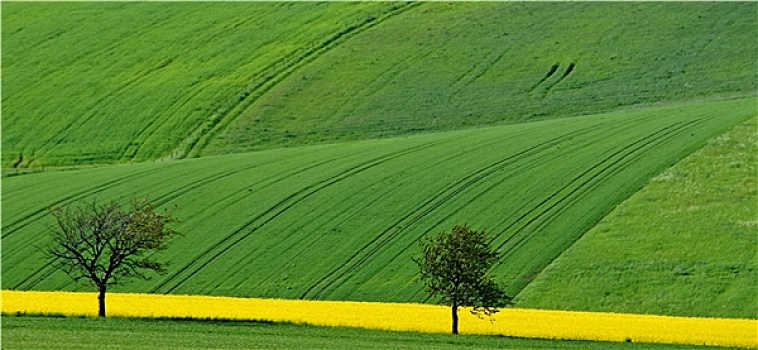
[516,118,758,319]
[5,315,744,350]
[206,2,758,156]
[3,98,754,302]
[2,2,756,167]
[1,1,413,167]
[2,2,757,348]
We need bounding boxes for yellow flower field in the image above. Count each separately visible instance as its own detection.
[2,290,755,348]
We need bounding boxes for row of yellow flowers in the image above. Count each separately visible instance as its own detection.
[2,290,755,348]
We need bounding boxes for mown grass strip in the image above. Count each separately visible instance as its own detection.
[5,315,737,350]
[3,290,755,348]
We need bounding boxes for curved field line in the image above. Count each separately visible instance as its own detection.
[11,150,348,291]
[18,6,207,165]
[492,119,704,266]
[543,62,576,93]
[150,141,439,294]
[0,164,184,240]
[184,2,422,158]
[406,118,701,301]
[7,161,255,290]
[12,139,373,290]
[327,142,565,302]
[9,151,282,289]
[240,151,467,292]
[33,53,186,164]
[12,157,275,289]
[450,44,514,98]
[34,57,182,164]
[300,125,603,299]
[237,125,549,293]
[527,63,560,92]
[301,112,680,299]
[189,148,392,293]
[153,142,437,293]
[121,84,208,162]
[5,164,215,290]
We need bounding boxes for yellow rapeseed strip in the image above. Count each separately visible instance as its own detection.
[2,290,756,348]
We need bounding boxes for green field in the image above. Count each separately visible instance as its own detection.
[1,315,744,350]
[515,118,757,319]
[2,2,755,167]
[3,98,754,302]
[1,2,411,167]
[2,2,757,346]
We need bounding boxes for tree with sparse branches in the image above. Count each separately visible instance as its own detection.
[46,196,180,317]
[414,225,511,334]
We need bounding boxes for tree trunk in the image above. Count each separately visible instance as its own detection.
[451,301,459,335]
[98,285,107,317]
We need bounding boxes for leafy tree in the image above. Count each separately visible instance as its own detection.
[414,225,511,334]
[46,197,180,317]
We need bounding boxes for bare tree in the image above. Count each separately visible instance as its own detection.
[47,197,180,317]
[414,225,511,334]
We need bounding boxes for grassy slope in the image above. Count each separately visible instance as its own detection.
[2,2,755,167]
[515,118,757,319]
[205,1,757,155]
[0,316,742,350]
[3,98,753,303]
[1,2,407,167]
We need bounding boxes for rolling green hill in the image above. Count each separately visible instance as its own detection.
[3,98,753,303]
[2,2,755,168]
[1,1,413,167]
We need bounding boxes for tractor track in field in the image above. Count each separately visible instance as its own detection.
[121,84,206,162]
[528,63,560,92]
[150,141,440,294]
[1,164,179,241]
[5,162,200,290]
[7,162,249,290]
[527,62,576,95]
[492,119,705,268]
[11,151,347,291]
[8,151,288,290]
[373,128,595,301]
[543,63,575,92]
[183,2,421,158]
[241,126,543,293]
[406,116,700,302]
[23,6,209,165]
[300,124,603,300]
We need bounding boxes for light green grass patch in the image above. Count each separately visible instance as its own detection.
[515,118,757,319]
[0,315,745,350]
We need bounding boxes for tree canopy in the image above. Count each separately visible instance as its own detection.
[46,196,180,316]
[415,225,511,334]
